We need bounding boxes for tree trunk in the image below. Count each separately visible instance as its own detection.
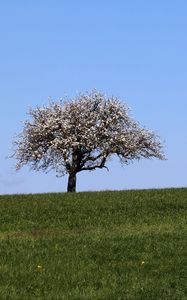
[67,173,76,192]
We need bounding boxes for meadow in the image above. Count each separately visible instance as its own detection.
[0,188,186,300]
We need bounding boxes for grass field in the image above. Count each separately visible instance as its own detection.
[0,188,186,300]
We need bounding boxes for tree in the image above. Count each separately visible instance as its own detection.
[13,91,165,192]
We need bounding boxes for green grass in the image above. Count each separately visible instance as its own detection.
[0,188,186,300]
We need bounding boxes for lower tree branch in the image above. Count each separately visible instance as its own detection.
[80,156,108,172]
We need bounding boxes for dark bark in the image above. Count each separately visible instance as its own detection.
[67,173,76,192]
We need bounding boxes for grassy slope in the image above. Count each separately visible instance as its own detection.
[0,188,186,300]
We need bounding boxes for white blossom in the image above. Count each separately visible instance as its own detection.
[12,90,165,191]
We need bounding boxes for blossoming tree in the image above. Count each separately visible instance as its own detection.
[13,91,165,192]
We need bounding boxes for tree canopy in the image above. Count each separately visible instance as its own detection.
[13,91,165,192]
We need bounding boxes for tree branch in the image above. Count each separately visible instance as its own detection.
[80,156,108,172]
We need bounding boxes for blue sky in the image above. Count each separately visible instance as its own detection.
[0,0,187,194]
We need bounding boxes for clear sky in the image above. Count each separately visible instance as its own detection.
[0,0,187,194]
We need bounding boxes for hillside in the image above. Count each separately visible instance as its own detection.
[0,188,186,300]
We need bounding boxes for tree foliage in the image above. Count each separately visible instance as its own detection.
[13,91,165,191]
